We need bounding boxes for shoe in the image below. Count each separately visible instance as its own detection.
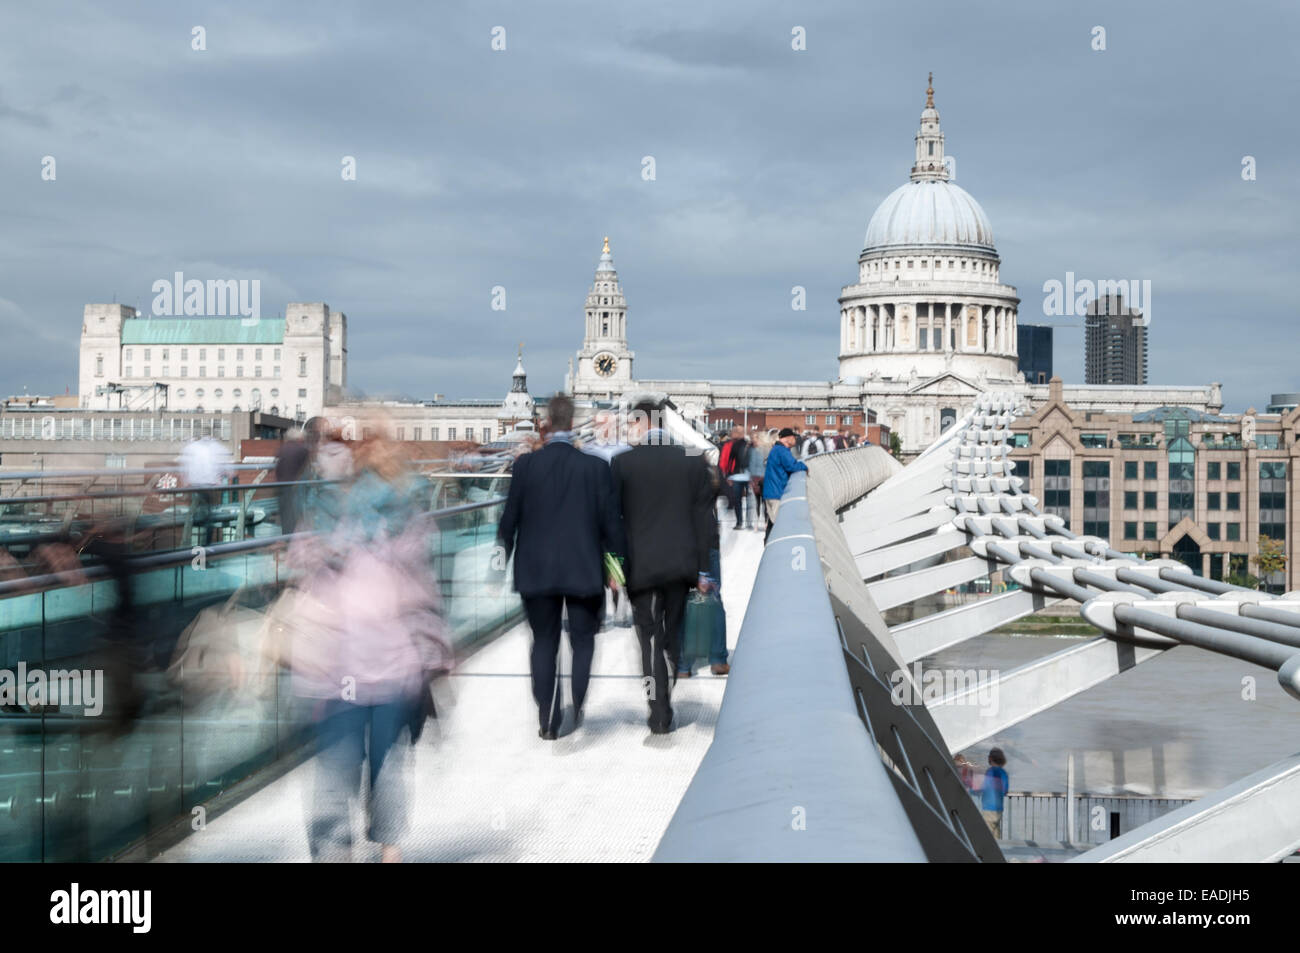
[538,728,558,741]
[648,718,674,735]
[573,708,584,730]
[710,663,730,676]
[677,669,692,679]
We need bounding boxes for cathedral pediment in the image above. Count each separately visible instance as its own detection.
[904,372,981,397]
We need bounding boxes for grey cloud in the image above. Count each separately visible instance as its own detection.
[0,0,1295,411]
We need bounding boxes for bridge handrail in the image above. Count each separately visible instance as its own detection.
[0,463,274,481]
[653,446,933,861]
[0,458,494,483]
[0,495,508,599]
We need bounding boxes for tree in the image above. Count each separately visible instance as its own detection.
[1251,535,1287,582]
[1225,553,1260,590]
[888,431,902,458]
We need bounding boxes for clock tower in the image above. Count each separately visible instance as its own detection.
[570,236,634,398]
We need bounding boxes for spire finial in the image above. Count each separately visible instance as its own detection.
[925,72,934,108]
[518,341,523,356]
[602,236,610,255]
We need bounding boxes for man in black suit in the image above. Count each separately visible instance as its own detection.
[611,400,715,734]
[497,395,625,740]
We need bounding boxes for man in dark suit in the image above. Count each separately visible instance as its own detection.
[612,400,715,734]
[497,395,625,740]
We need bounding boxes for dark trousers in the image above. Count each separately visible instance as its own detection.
[280,484,303,536]
[523,593,603,734]
[726,479,750,526]
[81,534,144,728]
[309,698,414,861]
[630,581,689,728]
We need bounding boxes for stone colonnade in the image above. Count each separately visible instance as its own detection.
[839,301,1018,356]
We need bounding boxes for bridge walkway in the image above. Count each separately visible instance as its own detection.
[157,520,765,862]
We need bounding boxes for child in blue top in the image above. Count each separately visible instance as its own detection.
[980,748,1009,839]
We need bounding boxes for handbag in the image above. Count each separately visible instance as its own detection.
[681,588,724,663]
[168,590,275,703]
[259,583,342,690]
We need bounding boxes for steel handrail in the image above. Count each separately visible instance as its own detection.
[0,495,508,599]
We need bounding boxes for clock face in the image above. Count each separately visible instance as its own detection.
[594,353,617,377]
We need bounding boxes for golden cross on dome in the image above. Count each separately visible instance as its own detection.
[926,72,934,108]
[602,236,610,255]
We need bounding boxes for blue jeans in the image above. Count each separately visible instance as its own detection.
[678,548,727,672]
[308,697,415,860]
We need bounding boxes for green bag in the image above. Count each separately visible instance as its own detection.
[681,589,724,663]
[603,552,625,587]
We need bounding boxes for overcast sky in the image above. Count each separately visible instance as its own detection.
[0,1,1295,412]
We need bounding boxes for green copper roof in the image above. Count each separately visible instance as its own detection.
[120,317,286,345]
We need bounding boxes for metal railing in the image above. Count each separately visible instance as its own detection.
[0,488,518,861]
[656,445,1002,862]
[1001,792,1193,845]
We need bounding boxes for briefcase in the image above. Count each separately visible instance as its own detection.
[681,588,724,663]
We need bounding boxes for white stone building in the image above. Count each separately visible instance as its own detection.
[78,302,346,421]
[567,78,1223,454]
[839,74,1025,450]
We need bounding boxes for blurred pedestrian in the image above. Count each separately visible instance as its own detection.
[746,430,770,531]
[80,516,145,730]
[298,428,451,862]
[612,400,714,734]
[497,395,625,739]
[275,421,320,535]
[513,431,542,458]
[800,425,827,459]
[180,425,232,546]
[981,748,1010,838]
[719,425,752,530]
[954,753,976,792]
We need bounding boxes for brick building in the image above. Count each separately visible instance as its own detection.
[1010,378,1297,591]
[705,407,890,446]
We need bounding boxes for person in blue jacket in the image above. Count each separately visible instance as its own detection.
[761,428,808,542]
[981,747,1010,839]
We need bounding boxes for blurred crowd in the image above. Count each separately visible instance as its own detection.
[0,397,864,861]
